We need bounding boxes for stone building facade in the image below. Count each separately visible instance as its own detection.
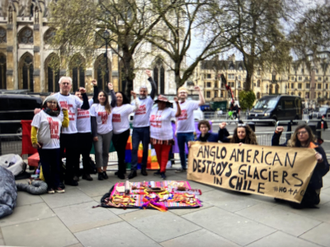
[0,0,177,95]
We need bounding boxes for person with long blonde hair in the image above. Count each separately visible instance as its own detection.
[272,124,329,208]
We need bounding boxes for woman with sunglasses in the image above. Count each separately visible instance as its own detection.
[218,120,258,145]
[31,96,69,194]
[272,124,329,208]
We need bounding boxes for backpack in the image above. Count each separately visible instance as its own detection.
[0,154,26,176]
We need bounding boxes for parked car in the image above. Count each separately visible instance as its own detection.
[309,106,330,119]
[247,95,302,124]
[0,94,42,136]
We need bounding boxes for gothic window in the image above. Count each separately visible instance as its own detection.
[269,84,273,95]
[19,53,33,91]
[153,58,165,95]
[0,28,6,43]
[45,54,60,92]
[275,84,279,94]
[257,80,260,87]
[70,55,85,92]
[0,54,6,89]
[44,28,56,44]
[19,27,33,44]
[257,92,260,99]
[94,54,111,91]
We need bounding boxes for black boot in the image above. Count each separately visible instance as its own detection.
[128,170,137,179]
[98,172,104,181]
[141,166,148,176]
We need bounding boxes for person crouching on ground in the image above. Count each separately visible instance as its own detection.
[218,120,258,145]
[150,95,181,180]
[31,96,69,194]
[272,124,329,208]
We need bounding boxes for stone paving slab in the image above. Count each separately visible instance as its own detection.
[300,222,330,247]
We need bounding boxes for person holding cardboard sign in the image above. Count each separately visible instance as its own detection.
[218,121,258,145]
[272,124,329,208]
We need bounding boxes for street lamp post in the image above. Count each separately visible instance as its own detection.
[103,29,110,88]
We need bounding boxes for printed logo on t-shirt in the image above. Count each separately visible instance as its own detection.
[98,111,108,124]
[135,105,146,115]
[47,117,60,139]
[59,101,75,121]
[77,109,90,119]
[177,109,188,121]
[112,113,121,123]
[150,114,162,128]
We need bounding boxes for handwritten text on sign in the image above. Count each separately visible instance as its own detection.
[187,142,317,203]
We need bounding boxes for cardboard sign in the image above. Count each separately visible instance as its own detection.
[187,142,317,203]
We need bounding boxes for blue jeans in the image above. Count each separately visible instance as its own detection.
[131,127,150,170]
[177,132,194,170]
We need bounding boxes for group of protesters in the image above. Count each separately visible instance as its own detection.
[31,71,329,209]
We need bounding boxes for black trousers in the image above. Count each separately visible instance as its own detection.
[60,133,80,182]
[38,148,61,189]
[76,132,93,176]
[112,129,130,176]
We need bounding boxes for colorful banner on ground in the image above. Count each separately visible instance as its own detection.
[187,142,317,203]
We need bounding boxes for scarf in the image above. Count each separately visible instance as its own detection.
[43,107,60,117]
[199,133,210,142]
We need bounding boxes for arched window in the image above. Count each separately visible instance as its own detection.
[18,27,33,44]
[0,28,6,43]
[269,84,273,95]
[94,54,111,91]
[275,84,279,94]
[45,54,60,93]
[19,53,33,91]
[257,80,260,87]
[0,54,6,89]
[153,58,165,95]
[257,92,260,99]
[44,28,56,44]
[69,54,85,92]
[298,92,301,97]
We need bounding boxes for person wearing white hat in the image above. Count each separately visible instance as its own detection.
[128,70,156,179]
[31,95,69,194]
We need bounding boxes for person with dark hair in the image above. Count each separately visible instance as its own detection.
[196,120,219,142]
[112,91,139,179]
[31,96,69,194]
[90,83,116,180]
[150,95,181,180]
[74,79,99,181]
[218,121,258,144]
[129,70,156,179]
[272,124,329,208]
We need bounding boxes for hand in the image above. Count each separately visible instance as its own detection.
[93,136,98,142]
[238,142,243,146]
[91,79,97,86]
[34,108,41,115]
[194,85,201,91]
[108,82,113,91]
[174,97,179,104]
[219,122,226,129]
[188,141,191,148]
[131,91,136,99]
[146,70,152,78]
[315,152,323,162]
[61,107,68,112]
[276,126,284,133]
[32,143,41,149]
[79,87,86,94]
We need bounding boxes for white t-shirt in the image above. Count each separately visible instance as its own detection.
[150,107,176,140]
[54,93,82,134]
[175,100,199,133]
[31,111,63,149]
[132,97,154,128]
[90,104,113,135]
[112,104,135,134]
[77,99,93,133]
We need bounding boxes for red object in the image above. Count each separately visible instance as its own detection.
[28,152,40,167]
[321,121,324,129]
[153,144,171,173]
[21,120,38,156]
[220,74,235,105]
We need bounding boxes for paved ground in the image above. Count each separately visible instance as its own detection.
[1,164,330,247]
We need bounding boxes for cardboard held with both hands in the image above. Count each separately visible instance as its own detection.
[188,142,317,203]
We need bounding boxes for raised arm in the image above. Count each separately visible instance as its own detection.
[92,79,99,104]
[146,70,156,99]
[107,83,117,108]
[195,86,205,106]
[272,126,284,146]
[80,87,89,110]
[174,97,181,117]
[131,91,140,111]
[218,122,230,143]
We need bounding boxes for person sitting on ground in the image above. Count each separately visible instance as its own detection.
[218,120,258,145]
[272,124,329,208]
